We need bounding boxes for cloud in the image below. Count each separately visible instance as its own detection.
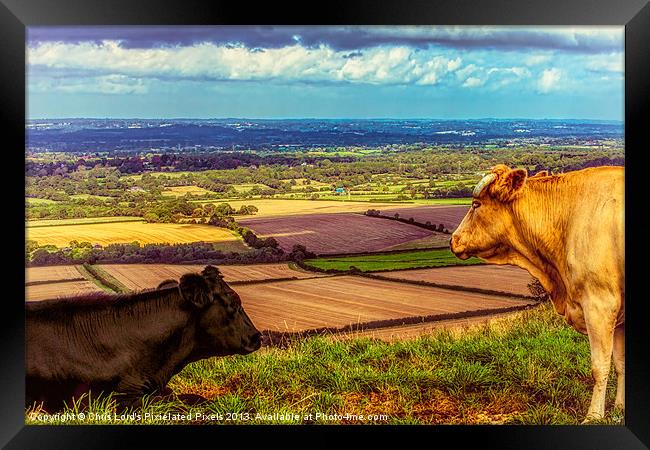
[28,41,467,87]
[30,74,148,94]
[524,54,552,66]
[27,26,624,54]
[538,68,562,93]
[462,77,484,88]
[585,53,624,73]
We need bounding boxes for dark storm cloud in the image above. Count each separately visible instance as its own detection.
[27,26,622,54]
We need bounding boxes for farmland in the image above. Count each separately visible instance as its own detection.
[25,262,535,337]
[161,186,217,197]
[374,205,470,231]
[97,263,327,291]
[26,265,85,283]
[234,276,536,333]
[26,221,248,250]
[240,213,437,254]
[26,280,105,301]
[303,248,482,272]
[191,198,416,218]
[375,265,534,297]
[27,216,145,228]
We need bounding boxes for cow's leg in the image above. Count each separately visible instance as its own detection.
[582,303,616,423]
[613,325,625,411]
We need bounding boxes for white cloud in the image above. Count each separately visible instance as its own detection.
[462,77,484,88]
[585,53,624,73]
[538,68,562,93]
[30,74,148,94]
[524,54,552,66]
[28,41,466,87]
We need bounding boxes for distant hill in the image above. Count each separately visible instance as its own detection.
[26,118,624,153]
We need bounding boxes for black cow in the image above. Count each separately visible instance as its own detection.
[26,265,261,412]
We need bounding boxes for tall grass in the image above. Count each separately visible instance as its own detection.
[25,303,622,425]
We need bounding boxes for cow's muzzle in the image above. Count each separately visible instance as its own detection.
[449,234,470,260]
[241,332,262,354]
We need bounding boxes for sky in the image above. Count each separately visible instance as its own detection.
[26,26,624,121]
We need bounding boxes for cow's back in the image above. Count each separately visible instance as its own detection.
[560,166,624,299]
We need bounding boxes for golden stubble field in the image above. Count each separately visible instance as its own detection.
[26,221,248,249]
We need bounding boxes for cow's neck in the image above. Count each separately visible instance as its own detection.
[505,186,572,312]
[89,297,199,389]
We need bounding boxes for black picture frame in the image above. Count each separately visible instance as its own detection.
[2,0,648,448]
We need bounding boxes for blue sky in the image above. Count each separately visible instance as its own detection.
[26,26,624,120]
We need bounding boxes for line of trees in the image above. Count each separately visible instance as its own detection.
[365,209,451,234]
[26,239,315,266]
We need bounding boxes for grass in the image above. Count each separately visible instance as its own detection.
[69,194,113,201]
[25,221,249,250]
[161,186,216,197]
[25,303,623,425]
[26,197,59,205]
[231,183,272,193]
[121,171,195,180]
[303,249,483,272]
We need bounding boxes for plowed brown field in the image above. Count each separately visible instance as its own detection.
[26,280,104,301]
[236,276,535,332]
[377,205,470,231]
[98,263,326,291]
[239,213,435,254]
[26,265,84,284]
[376,265,533,297]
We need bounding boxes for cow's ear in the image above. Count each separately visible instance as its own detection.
[492,167,527,202]
[179,274,212,308]
[508,168,527,192]
[201,265,242,308]
[531,170,548,178]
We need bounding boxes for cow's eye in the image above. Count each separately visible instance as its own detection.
[472,201,481,209]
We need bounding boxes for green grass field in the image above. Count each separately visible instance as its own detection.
[161,186,216,197]
[122,171,195,180]
[25,303,622,425]
[304,249,482,272]
[231,183,272,192]
[68,194,113,201]
[26,197,59,205]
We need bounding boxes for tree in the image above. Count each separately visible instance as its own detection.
[215,203,235,216]
[25,240,39,262]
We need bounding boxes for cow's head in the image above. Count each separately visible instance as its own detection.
[450,164,528,262]
[178,265,262,356]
